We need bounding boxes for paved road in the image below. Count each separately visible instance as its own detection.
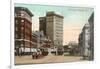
[15,55,83,65]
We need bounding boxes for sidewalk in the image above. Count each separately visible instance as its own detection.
[15,55,83,65]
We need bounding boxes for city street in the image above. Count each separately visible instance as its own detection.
[14,5,94,66]
[15,55,83,65]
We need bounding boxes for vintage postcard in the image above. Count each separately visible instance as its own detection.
[14,3,94,65]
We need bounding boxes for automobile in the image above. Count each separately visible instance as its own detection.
[57,48,64,55]
[32,48,43,59]
[51,51,56,55]
[63,52,70,56]
[36,49,42,58]
[32,48,38,59]
[42,48,48,56]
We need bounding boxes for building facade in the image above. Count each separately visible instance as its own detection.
[78,23,90,59]
[78,12,94,60]
[33,31,45,48]
[82,23,90,58]
[68,41,78,56]
[39,17,46,36]
[32,33,38,48]
[39,12,64,49]
[88,13,94,60]
[78,32,83,56]
[15,7,33,55]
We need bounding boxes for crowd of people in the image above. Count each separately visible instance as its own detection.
[32,49,48,59]
[15,48,49,59]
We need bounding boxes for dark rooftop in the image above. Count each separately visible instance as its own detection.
[15,7,33,17]
[88,12,94,22]
[46,11,64,18]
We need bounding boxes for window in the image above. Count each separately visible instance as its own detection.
[21,19,24,22]
[16,27,18,31]
[15,20,19,25]
[21,36,24,39]
[15,34,18,38]
[21,27,24,30]
[17,13,21,17]
[21,34,24,38]
[15,20,18,23]
[21,43,24,46]
[21,13,24,17]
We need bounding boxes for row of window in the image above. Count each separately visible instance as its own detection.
[15,19,24,23]
[15,11,32,22]
[55,32,63,35]
[55,26,63,29]
[15,26,31,35]
[55,29,63,32]
[16,19,31,28]
[55,22,63,26]
[15,41,32,47]
[15,26,24,31]
[15,31,31,39]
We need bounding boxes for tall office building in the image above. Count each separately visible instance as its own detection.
[15,7,33,55]
[39,17,46,36]
[39,11,64,48]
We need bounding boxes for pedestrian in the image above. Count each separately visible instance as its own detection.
[19,48,22,57]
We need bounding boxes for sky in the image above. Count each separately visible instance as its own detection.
[15,3,94,45]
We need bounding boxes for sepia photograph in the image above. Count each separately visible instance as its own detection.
[14,3,94,65]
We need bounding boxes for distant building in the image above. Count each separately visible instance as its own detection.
[88,13,94,60]
[32,33,38,48]
[78,32,83,56]
[63,45,69,52]
[15,7,33,55]
[33,31,45,48]
[82,23,90,58]
[39,17,46,36]
[68,41,78,46]
[68,41,78,56]
[39,11,64,50]
[78,12,94,60]
[78,23,90,59]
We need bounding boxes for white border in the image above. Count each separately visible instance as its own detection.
[10,0,14,68]
[10,0,97,69]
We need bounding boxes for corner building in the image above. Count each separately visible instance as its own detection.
[15,7,33,55]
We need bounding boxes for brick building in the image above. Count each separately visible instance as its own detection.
[15,7,33,55]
